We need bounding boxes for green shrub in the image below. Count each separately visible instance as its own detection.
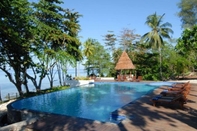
[22,86,70,98]
[74,76,89,80]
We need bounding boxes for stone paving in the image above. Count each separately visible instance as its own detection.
[0,100,15,117]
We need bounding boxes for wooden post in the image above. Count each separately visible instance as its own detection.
[8,93,10,100]
[0,86,2,103]
[16,93,18,98]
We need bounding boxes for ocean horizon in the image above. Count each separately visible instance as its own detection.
[0,69,87,101]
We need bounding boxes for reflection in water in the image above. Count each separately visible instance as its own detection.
[11,82,158,122]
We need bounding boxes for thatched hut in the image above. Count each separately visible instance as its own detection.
[115,51,135,70]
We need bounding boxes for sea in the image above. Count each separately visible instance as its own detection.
[0,68,87,101]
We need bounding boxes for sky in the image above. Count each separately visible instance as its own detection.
[62,0,183,44]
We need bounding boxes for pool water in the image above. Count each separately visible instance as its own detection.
[11,82,160,122]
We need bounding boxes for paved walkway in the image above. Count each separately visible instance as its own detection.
[24,82,197,131]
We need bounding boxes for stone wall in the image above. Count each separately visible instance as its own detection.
[7,102,49,124]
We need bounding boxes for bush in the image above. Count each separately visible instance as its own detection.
[74,76,89,80]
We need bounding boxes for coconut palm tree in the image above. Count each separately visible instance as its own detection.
[141,12,173,80]
[83,38,96,75]
[83,38,95,57]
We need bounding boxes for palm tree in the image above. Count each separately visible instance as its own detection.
[141,12,173,80]
[83,38,95,75]
[83,38,95,57]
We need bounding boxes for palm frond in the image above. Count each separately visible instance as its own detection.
[157,13,165,27]
[141,12,173,50]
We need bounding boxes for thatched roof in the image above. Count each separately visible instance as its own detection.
[115,51,135,70]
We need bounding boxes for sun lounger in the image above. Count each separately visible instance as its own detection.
[116,75,121,81]
[130,76,142,82]
[170,81,190,88]
[152,93,186,108]
[136,76,142,82]
[116,75,127,81]
[122,75,127,81]
[168,82,191,91]
[160,89,190,98]
[130,76,136,82]
[161,82,191,96]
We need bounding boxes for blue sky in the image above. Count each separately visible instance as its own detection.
[63,0,183,44]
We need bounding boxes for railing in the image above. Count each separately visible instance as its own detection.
[0,93,19,104]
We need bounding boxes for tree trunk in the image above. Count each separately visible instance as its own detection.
[159,47,163,81]
[75,61,77,77]
[23,70,29,93]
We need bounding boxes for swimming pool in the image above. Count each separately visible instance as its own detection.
[11,82,163,122]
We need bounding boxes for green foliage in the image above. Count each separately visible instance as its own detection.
[22,86,70,98]
[161,42,190,79]
[141,13,173,49]
[63,9,83,61]
[0,0,33,96]
[177,0,197,29]
[74,76,89,80]
[141,12,173,80]
[177,25,197,52]
[83,38,95,57]
[0,0,82,96]
[83,40,112,77]
[134,51,160,80]
[103,31,117,52]
[176,25,197,70]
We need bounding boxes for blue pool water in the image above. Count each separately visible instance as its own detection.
[11,82,165,122]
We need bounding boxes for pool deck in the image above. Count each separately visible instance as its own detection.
[22,82,197,131]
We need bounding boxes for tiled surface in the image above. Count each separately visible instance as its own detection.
[25,83,197,131]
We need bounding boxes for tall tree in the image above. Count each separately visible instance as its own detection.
[119,28,141,63]
[27,0,67,92]
[103,31,117,60]
[29,1,82,91]
[83,38,95,57]
[63,9,83,77]
[0,0,82,95]
[141,13,173,80]
[119,28,140,51]
[83,40,111,77]
[103,31,117,52]
[176,25,197,71]
[162,42,189,79]
[177,0,197,29]
[0,0,33,96]
[83,38,95,75]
